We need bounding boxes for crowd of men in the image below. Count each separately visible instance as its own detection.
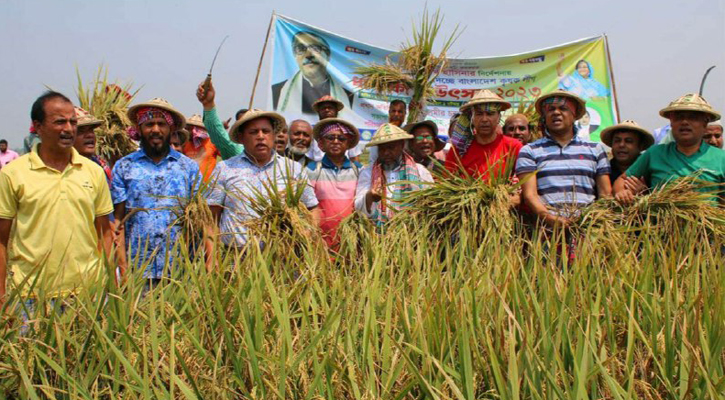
[0,78,723,317]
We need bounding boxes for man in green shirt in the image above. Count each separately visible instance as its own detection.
[614,93,725,204]
[196,79,244,160]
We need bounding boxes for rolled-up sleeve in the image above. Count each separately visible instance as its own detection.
[203,108,244,160]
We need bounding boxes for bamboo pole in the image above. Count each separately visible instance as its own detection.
[603,34,621,123]
[249,11,276,109]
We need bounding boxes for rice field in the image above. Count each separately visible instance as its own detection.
[0,177,723,399]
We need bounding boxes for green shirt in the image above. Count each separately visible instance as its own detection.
[202,108,243,160]
[626,141,725,193]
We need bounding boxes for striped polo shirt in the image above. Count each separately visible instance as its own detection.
[515,133,610,211]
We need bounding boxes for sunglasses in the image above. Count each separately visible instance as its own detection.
[414,136,434,141]
[324,135,349,143]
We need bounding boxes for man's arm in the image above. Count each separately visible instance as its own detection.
[196,79,244,160]
[0,218,12,307]
[595,174,612,199]
[204,205,223,272]
[113,203,128,278]
[94,213,115,266]
[519,172,569,227]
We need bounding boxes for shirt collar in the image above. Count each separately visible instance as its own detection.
[241,151,278,168]
[29,143,83,171]
[321,154,352,169]
[136,148,181,162]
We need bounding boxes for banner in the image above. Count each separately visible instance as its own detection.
[268,14,619,143]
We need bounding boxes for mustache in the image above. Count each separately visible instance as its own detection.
[302,58,320,66]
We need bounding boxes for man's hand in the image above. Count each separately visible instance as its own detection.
[366,188,383,204]
[623,176,647,195]
[222,118,232,130]
[508,189,522,208]
[615,189,636,205]
[541,212,571,228]
[196,79,216,111]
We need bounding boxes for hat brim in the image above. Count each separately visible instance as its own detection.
[229,111,286,144]
[312,118,360,148]
[535,92,587,120]
[127,102,186,130]
[460,99,512,113]
[78,120,103,129]
[404,120,445,152]
[659,107,721,122]
[365,134,414,148]
[174,129,190,145]
[312,100,344,113]
[600,125,655,149]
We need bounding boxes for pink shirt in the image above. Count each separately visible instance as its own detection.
[0,150,19,168]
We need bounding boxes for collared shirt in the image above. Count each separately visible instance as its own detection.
[207,152,319,247]
[307,155,362,247]
[445,134,522,181]
[111,149,201,278]
[0,144,114,297]
[515,134,610,212]
[0,149,19,168]
[626,141,725,196]
[354,161,434,220]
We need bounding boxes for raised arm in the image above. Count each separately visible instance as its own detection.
[196,79,244,160]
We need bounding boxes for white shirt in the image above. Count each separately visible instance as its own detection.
[354,162,433,219]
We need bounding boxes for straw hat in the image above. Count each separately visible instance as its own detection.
[173,128,189,145]
[535,89,587,119]
[659,93,721,122]
[74,106,102,129]
[365,123,414,148]
[600,119,655,149]
[460,89,512,113]
[229,109,286,144]
[312,118,360,148]
[404,120,445,152]
[312,95,344,113]
[127,97,186,129]
[185,114,206,130]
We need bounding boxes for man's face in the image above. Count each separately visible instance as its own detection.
[409,126,436,158]
[34,98,77,152]
[703,125,723,148]
[170,132,183,152]
[0,143,7,152]
[289,121,313,155]
[504,117,531,144]
[320,129,351,158]
[472,107,500,139]
[611,131,642,166]
[670,111,709,147]
[139,117,172,158]
[275,128,288,154]
[389,103,406,126]
[73,125,97,157]
[293,33,330,79]
[240,118,275,163]
[544,101,576,134]
[377,140,405,167]
[317,102,338,120]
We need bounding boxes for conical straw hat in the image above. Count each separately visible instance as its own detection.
[185,114,206,130]
[460,89,512,112]
[659,93,721,122]
[127,97,186,129]
[312,95,344,113]
[365,123,414,148]
[535,89,587,120]
[74,106,102,128]
[229,109,286,144]
[312,118,360,148]
[600,119,654,149]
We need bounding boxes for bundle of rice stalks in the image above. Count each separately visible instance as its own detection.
[336,211,377,262]
[170,176,215,246]
[76,65,140,163]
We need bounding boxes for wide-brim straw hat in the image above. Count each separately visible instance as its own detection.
[600,119,655,149]
[185,113,206,130]
[229,109,286,144]
[460,89,512,113]
[312,118,360,148]
[365,123,414,148]
[312,95,344,113]
[535,89,587,120]
[403,120,445,152]
[659,93,721,122]
[74,106,103,129]
[127,97,186,130]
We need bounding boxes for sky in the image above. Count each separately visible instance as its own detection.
[1,0,723,150]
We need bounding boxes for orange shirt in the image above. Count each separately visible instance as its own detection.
[182,138,220,181]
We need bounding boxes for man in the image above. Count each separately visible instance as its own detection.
[503,114,532,145]
[307,118,362,248]
[516,90,611,227]
[308,95,364,162]
[388,100,407,127]
[285,119,316,167]
[0,91,114,305]
[112,98,201,281]
[73,106,112,185]
[196,79,246,161]
[355,123,433,227]
[181,114,220,182]
[275,124,289,155]
[445,90,522,182]
[207,109,320,249]
[0,140,19,169]
[171,129,188,152]
[404,120,445,172]
[599,120,654,182]
[704,122,723,148]
[272,31,354,115]
[614,94,725,204]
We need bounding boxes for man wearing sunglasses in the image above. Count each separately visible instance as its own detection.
[272,31,354,115]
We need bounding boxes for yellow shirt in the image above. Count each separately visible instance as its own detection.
[0,145,114,297]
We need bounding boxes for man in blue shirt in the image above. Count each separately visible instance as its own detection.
[112,98,201,281]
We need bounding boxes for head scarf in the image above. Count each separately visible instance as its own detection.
[127,107,177,141]
[472,103,503,113]
[190,125,209,148]
[320,122,353,138]
[541,97,579,116]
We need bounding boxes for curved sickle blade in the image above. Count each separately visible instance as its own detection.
[208,35,230,75]
[699,65,716,96]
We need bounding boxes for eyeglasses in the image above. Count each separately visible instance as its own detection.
[415,136,434,141]
[324,135,349,143]
[293,43,330,56]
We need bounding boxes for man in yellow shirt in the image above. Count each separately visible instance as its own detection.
[0,91,115,307]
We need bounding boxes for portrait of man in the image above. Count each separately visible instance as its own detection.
[272,30,355,115]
